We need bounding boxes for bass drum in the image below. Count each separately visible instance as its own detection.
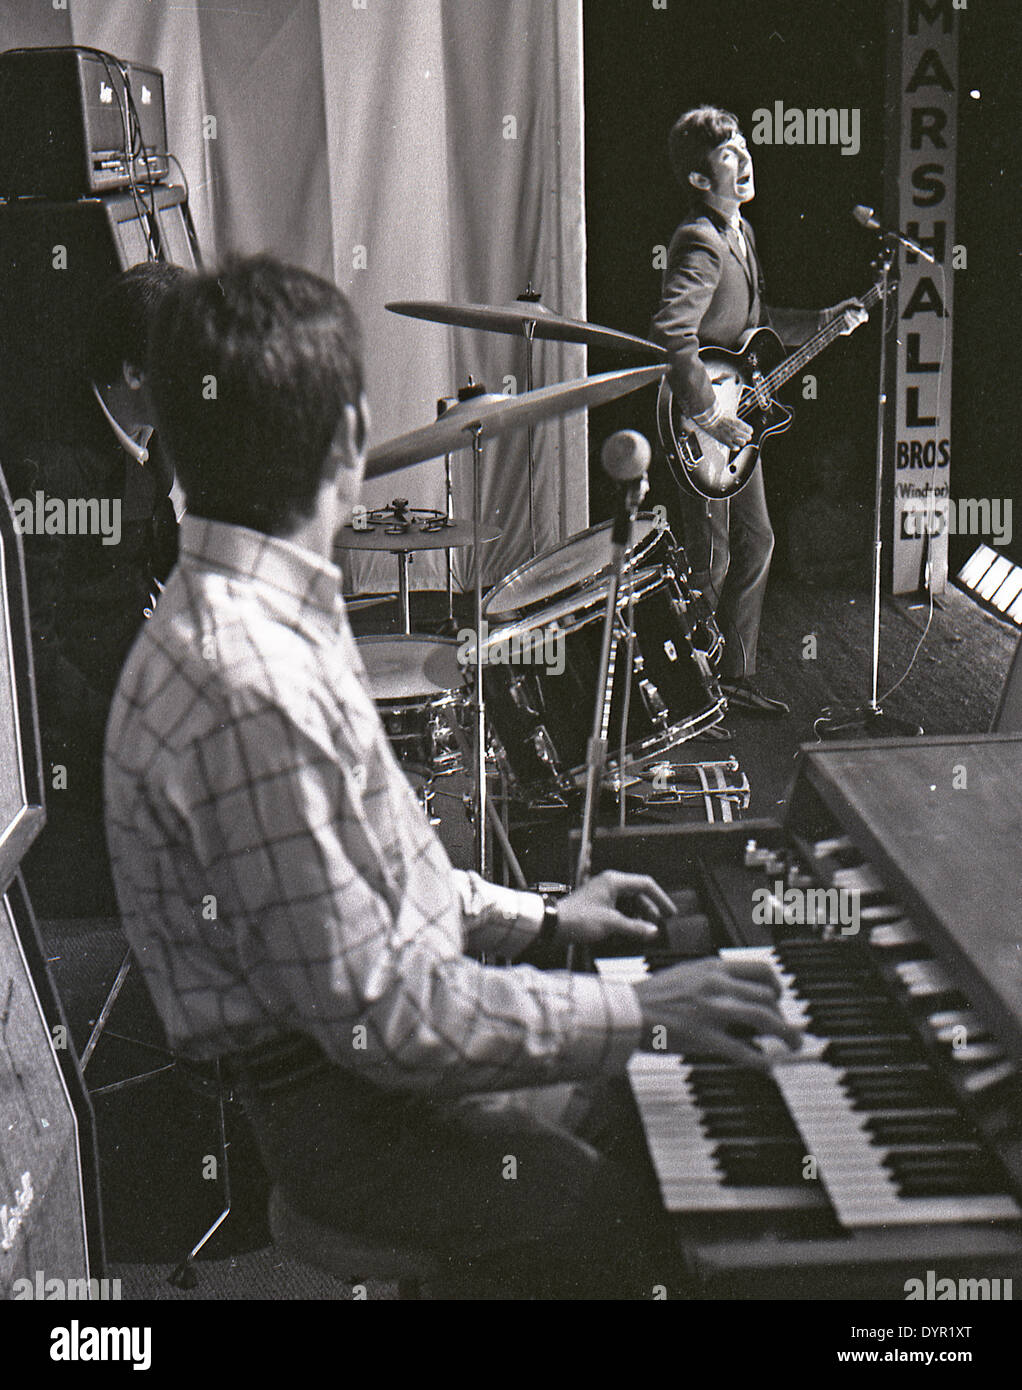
[356,636,465,777]
[484,513,723,665]
[479,566,725,793]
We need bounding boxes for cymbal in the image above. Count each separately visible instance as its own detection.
[335,519,500,552]
[365,364,667,477]
[387,299,667,357]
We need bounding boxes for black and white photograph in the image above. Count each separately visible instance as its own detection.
[0,0,1019,1359]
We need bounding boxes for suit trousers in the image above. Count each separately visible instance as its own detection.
[675,459,774,678]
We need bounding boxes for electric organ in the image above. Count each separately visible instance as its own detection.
[585,735,1022,1299]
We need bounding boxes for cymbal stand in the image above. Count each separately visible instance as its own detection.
[518,283,543,558]
[469,422,488,874]
[436,393,458,627]
[445,448,455,624]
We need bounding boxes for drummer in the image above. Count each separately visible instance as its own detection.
[104,253,800,1299]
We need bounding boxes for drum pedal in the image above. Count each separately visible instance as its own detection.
[638,757,751,823]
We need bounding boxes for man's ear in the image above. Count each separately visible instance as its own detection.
[688,169,710,192]
[122,360,145,392]
[351,393,371,457]
[339,396,370,471]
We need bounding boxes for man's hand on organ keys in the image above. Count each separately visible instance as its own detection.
[554,871,672,946]
[633,957,804,1068]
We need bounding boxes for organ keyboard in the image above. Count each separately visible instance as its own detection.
[584,734,1022,1299]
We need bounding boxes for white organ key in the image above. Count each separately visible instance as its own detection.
[599,944,1020,1230]
[869,920,925,948]
[626,1055,819,1212]
[769,1062,1021,1227]
[832,864,886,895]
[894,959,957,998]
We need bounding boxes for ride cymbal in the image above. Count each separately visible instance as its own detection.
[387,299,667,357]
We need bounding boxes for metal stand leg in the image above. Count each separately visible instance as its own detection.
[445,451,455,624]
[397,551,411,633]
[80,949,176,1093]
[470,427,488,874]
[168,1059,233,1290]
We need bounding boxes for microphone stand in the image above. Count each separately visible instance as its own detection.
[575,479,646,886]
[819,236,923,739]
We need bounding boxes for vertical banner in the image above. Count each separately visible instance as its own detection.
[890,0,959,594]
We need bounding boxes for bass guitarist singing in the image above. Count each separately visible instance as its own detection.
[652,105,866,717]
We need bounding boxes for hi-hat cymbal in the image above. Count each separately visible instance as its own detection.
[387,299,667,357]
[365,364,667,478]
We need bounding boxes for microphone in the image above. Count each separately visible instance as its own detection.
[602,428,651,541]
[852,205,936,264]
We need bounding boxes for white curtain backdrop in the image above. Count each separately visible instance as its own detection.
[1,0,588,592]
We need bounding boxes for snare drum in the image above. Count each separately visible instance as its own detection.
[479,566,725,792]
[356,636,465,777]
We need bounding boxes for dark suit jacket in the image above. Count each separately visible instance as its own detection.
[651,201,823,416]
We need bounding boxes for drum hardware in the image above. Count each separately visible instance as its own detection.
[436,394,459,629]
[336,507,500,636]
[447,716,529,891]
[364,363,667,874]
[576,432,652,888]
[632,756,751,823]
[516,283,543,557]
[479,555,726,801]
[354,637,467,831]
[345,593,399,613]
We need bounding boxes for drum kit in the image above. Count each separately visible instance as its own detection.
[337,295,743,878]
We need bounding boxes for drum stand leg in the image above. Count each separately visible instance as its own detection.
[470,426,488,875]
[397,551,412,633]
[523,317,538,558]
[445,450,456,626]
[449,717,528,891]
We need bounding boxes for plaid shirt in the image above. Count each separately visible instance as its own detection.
[104,518,641,1095]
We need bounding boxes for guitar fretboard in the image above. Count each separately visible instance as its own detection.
[737,280,886,419]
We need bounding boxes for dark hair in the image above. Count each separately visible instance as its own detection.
[83,261,185,385]
[148,254,364,537]
[668,105,741,193]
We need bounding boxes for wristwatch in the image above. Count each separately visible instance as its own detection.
[537,895,560,949]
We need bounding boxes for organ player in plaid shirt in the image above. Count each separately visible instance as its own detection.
[104,254,799,1299]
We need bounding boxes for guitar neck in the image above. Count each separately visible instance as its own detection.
[763,281,885,395]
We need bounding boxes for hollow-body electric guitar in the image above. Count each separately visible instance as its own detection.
[656,277,887,500]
